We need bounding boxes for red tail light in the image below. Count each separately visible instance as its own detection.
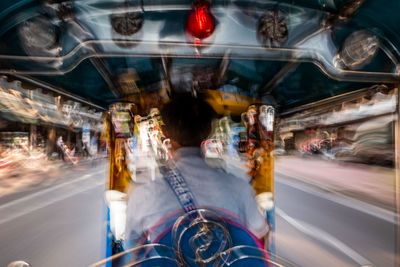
[186,0,215,40]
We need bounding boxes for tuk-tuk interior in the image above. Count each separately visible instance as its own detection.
[0,0,399,266]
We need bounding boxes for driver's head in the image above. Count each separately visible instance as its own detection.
[160,93,216,147]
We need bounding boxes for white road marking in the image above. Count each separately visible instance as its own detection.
[276,173,398,224]
[0,170,105,225]
[276,207,375,267]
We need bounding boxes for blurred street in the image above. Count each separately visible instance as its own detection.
[222,154,398,267]
[275,175,397,267]
[274,156,398,267]
[0,160,106,267]
[0,154,106,197]
[275,156,396,211]
[0,155,398,267]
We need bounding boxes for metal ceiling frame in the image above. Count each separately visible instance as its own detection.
[63,10,123,99]
[258,0,368,97]
[0,0,398,111]
[1,43,398,82]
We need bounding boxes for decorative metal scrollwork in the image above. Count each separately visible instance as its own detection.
[172,209,233,266]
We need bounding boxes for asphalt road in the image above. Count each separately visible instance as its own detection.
[275,174,398,267]
[0,161,398,267]
[0,162,107,267]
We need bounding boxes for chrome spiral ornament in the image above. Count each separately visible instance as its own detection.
[172,209,232,266]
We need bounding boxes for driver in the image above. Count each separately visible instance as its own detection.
[125,93,268,242]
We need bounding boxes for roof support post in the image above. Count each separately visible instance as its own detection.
[161,56,172,96]
[395,86,400,267]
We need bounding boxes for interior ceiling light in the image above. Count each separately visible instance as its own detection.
[18,15,61,57]
[335,30,379,70]
[257,5,288,47]
[185,0,215,41]
[110,11,144,36]
[110,4,144,49]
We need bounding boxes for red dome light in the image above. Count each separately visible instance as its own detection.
[185,0,215,40]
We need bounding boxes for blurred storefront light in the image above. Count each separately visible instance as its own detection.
[280,89,396,133]
[0,77,102,131]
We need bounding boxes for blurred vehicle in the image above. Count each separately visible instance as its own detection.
[299,138,331,156]
[0,156,13,169]
[272,148,286,156]
[333,118,395,166]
